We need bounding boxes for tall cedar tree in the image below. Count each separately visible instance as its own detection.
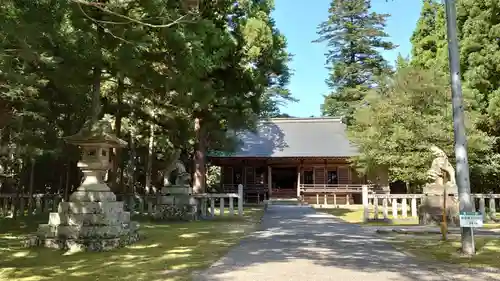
[315,0,395,120]
[457,0,500,137]
[410,0,447,71]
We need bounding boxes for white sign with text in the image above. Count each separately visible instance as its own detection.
[459,212,483,228]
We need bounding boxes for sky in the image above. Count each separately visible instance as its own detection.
[272,0,423,117]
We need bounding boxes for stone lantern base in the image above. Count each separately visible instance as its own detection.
[25,199,140,251]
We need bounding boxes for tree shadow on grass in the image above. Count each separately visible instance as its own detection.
[0,207,264,281]
[389,234,500,270]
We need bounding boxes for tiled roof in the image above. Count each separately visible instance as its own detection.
[210,117,359,158]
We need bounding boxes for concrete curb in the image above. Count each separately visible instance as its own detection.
[376,228,500,236]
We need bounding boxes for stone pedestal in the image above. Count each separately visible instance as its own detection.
[419,183,460,227]
[155,185,197,221]
[32,200,139,251]
[25,120,140,251]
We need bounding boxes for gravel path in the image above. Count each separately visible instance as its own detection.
[193,205,500,281]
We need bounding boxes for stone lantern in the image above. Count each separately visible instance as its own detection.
[28,120,140,252]
[64,120,127,202]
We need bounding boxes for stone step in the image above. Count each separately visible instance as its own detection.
[25,232,140,251]
[37,221,139,239]
[48,212,131,226]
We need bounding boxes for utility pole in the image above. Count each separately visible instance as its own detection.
[444,0,475,255]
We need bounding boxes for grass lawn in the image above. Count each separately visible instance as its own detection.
[316,207,500,228]
[389,234,500,269]
[0,207,264,281]
[315,207,419,226]
[482,223,500,229]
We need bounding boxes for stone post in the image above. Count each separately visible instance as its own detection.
[362,185,369,223]
[479,196,486,221]
[238,184,243,216]
[219,197,224,216]
[411,197,418,218]
[401,198,408,218]
[229,197,234,215]
[489,197,496,218]
[392,198,398,219]
[210,198,215,216]
[382,197,388,219]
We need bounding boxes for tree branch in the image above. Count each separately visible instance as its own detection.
[71,0,193,28]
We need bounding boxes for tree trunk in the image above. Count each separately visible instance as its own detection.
[128,132,137,194]
[64,161,71,201]
[28,158,35,212]
[193,117,206,194]
[91,9,104,123]
[145,119,155,194]
[91,64,102,123]
[110,75,124,193]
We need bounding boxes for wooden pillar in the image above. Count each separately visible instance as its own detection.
[242,160,247,187]
[296,162,302,198]
[220,165,224,189]
[268,165,272,197]
[324,159,327,187]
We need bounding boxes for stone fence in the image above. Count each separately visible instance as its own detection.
[0,184,245,219]
[194,184,244,217]
[361,186,500,222]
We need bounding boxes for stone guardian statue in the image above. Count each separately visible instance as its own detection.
[419,145,460,226]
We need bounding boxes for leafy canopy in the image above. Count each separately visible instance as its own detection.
[348,66,496,187]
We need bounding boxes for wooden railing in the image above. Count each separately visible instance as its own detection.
[362,192,500,221]
[221,184,267,193]
[300,184,367,193]
[221,184,268,203]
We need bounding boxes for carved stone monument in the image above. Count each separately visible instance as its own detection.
[419,145,460,226]
[26,120,140,251]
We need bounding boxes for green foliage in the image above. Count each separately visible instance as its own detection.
[0,0,293,194]
[455,0,500,135]
[410,0,447,71]
[206,165,221,191]
[409,0,500,191]
[348,67,497,187]
[395,53,410,70]
[315,0,395,119]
